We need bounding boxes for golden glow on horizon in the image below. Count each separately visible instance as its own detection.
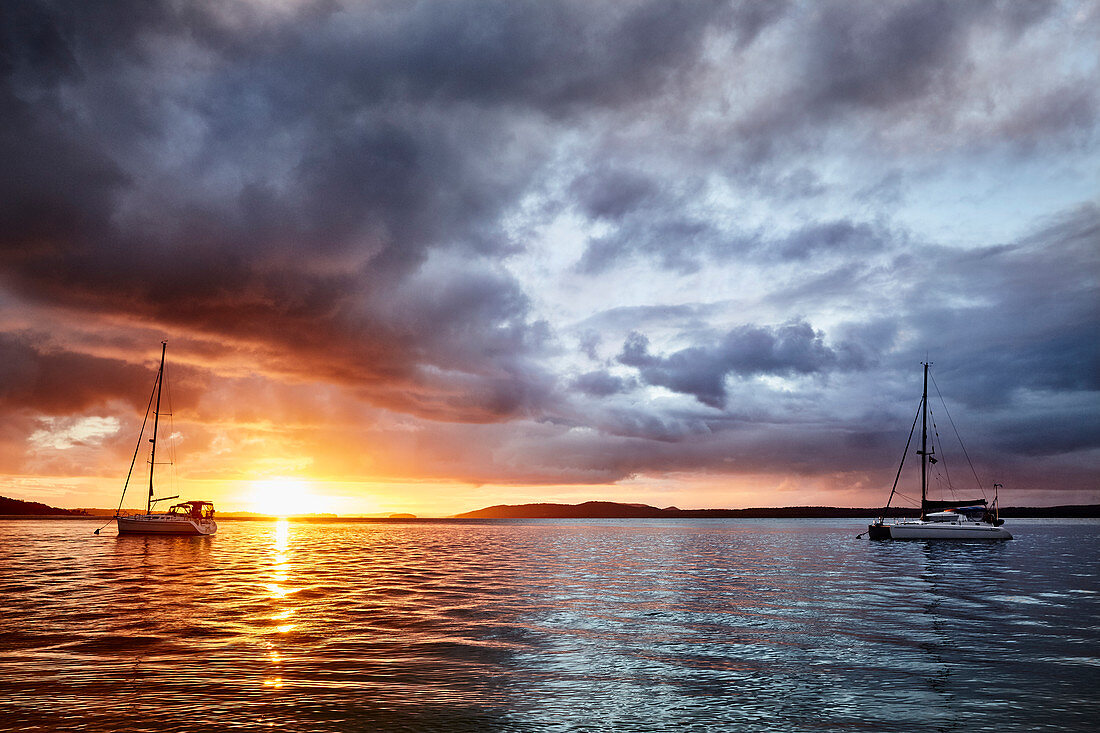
[251,477,320,517]
[18,470,1050,518]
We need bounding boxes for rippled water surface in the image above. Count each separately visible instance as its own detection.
[1,518,1097,732]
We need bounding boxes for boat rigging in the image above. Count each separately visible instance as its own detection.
[864,362,1011,540]
[95,341,217,536]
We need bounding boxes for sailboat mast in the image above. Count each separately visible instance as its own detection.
[147,341,167,515]
[920,361,929,519]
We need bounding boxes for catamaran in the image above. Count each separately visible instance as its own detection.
[866,363,1011,540]
[100,341,217,536]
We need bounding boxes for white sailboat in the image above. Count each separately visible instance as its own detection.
[866,363,1011,540]
[102,341,217,536]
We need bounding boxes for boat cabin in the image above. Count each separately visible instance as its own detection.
[168,501,216,520]
[925,505,988,523]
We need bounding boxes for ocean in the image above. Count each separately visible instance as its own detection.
[0,518,1096,732]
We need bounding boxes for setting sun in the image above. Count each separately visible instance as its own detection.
[251,478,319,517]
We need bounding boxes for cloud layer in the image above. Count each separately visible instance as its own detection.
[1,0,1097,510]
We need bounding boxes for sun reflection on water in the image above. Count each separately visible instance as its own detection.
[264,519,297,689]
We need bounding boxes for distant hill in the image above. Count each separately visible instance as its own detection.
[454,501,1100,519]
[453,501,914,519]
[457,501,673,519]
[0,495,86,516]
[998,505,1100,518]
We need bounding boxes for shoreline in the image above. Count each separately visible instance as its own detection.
[5,512,1099,522]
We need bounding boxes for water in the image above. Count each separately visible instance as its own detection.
[0,518,1096,732]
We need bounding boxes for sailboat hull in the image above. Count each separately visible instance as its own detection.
[869,520,1011,540]
[117,514,217,536]
[111,344,218,538]
[866,362,1014,541]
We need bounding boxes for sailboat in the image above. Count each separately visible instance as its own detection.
[107,341,217,536]
[866,363,1011,540]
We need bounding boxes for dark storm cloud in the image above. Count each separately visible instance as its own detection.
[350,0,728,110]
[765,0,1091,145]
[896,203,1100,411]
[0,331,188,415]
[0,0,744,422]
[617,320,866,408]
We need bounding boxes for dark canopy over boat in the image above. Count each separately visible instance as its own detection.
[922,498,986,513]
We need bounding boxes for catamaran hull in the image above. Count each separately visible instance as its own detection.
[868,522,1011,540]
[117,516,217,536]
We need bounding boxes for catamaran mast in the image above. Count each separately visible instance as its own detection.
[919,361,929,519]
[147,341,166,515]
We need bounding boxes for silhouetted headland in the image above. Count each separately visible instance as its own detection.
[453,500,1100,519]
[0,495,86,516]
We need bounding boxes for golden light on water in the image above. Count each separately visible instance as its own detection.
[275,517,289,550]
[265,519,296,691]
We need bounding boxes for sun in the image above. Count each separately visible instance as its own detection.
[251,478,317,517]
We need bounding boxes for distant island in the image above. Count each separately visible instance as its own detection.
[0,495,87,516]
[453,501,919,519]
[453,500,1100,519]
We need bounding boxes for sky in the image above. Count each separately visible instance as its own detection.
[1,0,1098,516]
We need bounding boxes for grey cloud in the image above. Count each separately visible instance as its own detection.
[577,331,603,361]
[571,370,630,398]
[577,216,723,275]
[711,0,1097,190]
[770,220,890,261]
[802,1,982,112]
[617,321,865,408]
[576,303,724,336]
[284,0,729,113]
[577,213,895,274]
[997,84,1099,150]
[0,331,200,415]
[883,204,1100,411]
[569,167,659,221]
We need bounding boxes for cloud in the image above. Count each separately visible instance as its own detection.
[28,416,120,450]
[0,332,157,415]
[770,220,891,261]
[0,1,1096,506]
[571,370,630,398]
[0,0,748,423]
[737,0,1097,152]
[900,204,1100,405]
[617,320,867,408]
